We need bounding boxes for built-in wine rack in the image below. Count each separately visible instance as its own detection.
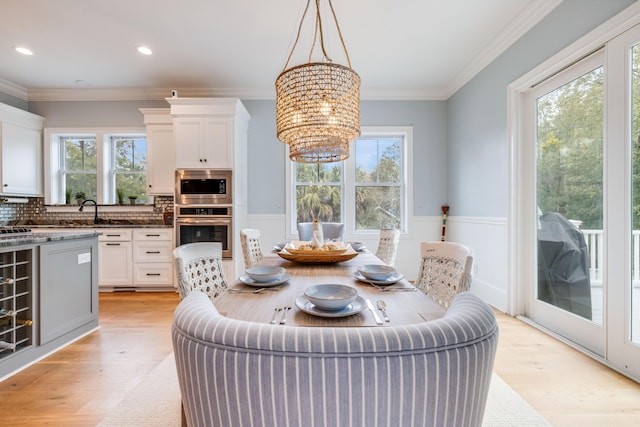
[0,249,33,357]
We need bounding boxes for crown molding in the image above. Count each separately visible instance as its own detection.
[443,0,563,99]
[0,76,28,100]
[4,0,562,103]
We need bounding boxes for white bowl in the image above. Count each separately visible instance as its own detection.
[304,284,358,311]
[245,266,286,283]
[357,264,396,281]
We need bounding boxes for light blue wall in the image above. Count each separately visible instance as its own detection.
[243,100,447,215]
[447,0,635,218]
[28,100,169,127]
[26,98,448,216]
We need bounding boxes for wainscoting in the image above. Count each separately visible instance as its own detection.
[247,214,509,311]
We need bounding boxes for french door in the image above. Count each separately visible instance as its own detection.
[520,24,640,380]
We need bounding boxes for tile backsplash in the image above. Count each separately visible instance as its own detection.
[0,196,174,225]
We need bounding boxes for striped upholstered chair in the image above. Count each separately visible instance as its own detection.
[172,291,498,427]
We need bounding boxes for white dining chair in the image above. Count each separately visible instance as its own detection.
[297,222,345,242]
[173,242,228,300]
[375,228,400,266]
[240,228,263,269]
[414,241,474,309]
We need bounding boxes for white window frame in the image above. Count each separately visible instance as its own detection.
[44,127,149,209]
[285,126,413,240]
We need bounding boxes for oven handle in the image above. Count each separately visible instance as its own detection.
[175,218,232,225]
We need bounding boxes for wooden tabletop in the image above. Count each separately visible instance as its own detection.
[215,250,445,327]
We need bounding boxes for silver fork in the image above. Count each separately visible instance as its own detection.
[279,298,292,324]
[270,306,283,324]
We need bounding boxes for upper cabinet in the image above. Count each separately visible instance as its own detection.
[167,98,250,171]
[0,103,44,196]
[139,108,175,195]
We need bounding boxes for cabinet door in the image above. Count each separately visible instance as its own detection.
[203,117,233,169]
[1,122,42,195]
[146,124,175,195]
[174,118,205,168]
[40,239,98,344]
[98,241,132,287]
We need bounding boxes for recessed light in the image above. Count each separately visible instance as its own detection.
[14,46,33,56]
[136,46,152,55]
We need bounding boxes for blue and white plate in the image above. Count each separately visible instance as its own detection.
[353,271,404,285]
[240,273,291,288]
[295,295,366,318]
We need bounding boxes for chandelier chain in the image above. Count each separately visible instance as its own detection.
[283,0,352,71]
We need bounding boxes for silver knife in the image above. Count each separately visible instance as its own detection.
[366,299,383,325]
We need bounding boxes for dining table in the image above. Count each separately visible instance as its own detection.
[214,247,445,327]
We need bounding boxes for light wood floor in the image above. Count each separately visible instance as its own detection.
[0,292,639,426]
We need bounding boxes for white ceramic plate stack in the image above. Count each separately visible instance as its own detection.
[240,266,291,287]
[354,264,404,285]
[295,284,366,317]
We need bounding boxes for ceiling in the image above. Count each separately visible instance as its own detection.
[0,0,561,102]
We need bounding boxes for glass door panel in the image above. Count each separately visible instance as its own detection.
[536,66,604,323]
[631,43,640,345]
[526,50,605,356]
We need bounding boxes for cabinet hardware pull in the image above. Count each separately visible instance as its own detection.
[146,273,161,276]
[146,234,160,237]
[106,243,120,246]
[146,251,161,254]
[105,234,121,237]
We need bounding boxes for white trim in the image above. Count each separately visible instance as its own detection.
[0,76,28,101]
[444,0,562,99]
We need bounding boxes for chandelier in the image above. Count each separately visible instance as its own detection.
[275,0,361,163]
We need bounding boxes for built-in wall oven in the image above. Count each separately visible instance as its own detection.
[175,205,232,258]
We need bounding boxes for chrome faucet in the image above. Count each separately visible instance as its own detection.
[79,199,103,224]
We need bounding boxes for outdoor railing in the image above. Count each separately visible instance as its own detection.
[580,229,640,287]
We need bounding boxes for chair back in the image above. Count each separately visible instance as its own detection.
[240,228,263,269]
[297,222,345,241]
[172,291,498,427]
[172,242,228,300]
[415,241,474,308]
[375,228,400,266]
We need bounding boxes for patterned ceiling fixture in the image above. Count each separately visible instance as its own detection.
[275,0,360,163]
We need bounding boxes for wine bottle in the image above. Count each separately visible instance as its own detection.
[0,340,16,351]
[0,277,14,285]
[0,318,33,327]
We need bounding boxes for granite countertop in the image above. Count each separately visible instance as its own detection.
[0,231,101,248]
[9,220,172,229]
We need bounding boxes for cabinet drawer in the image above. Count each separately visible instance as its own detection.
[133,228,173,241]
[133,263,174,285]
[97,229,132,241]
[133,240,173,262]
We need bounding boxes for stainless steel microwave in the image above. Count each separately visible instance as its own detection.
[175,169,232,205]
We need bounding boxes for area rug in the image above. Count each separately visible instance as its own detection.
[97,353,551,427]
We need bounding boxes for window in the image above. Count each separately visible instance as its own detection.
[44,128,147,205]
[287,126,412,236]
[113,136,148,204]
[62,136,97,202]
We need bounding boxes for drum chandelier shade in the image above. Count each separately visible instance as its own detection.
[275,0,361,163]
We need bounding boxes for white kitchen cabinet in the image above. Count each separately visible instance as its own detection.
[139,108,174,195]
[167,98,251,277]
[132,228,174,288]
[168,98,249,170]
[173,116,233,169]
[0,103,44,196]
[97,229,133,289]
